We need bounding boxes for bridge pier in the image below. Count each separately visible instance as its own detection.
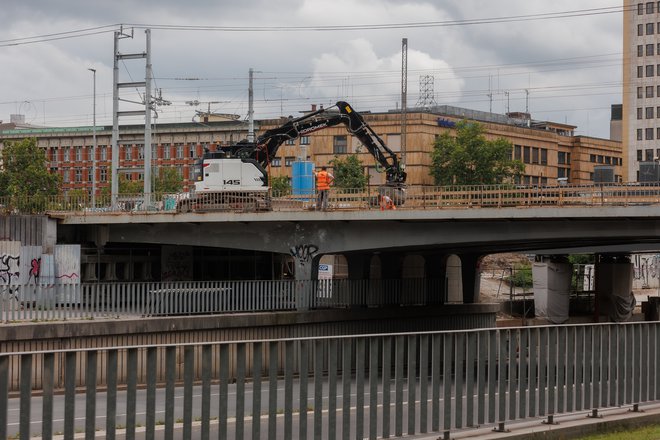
[595,254,635,322]
[425,253,448,305]
[459,253,483,304]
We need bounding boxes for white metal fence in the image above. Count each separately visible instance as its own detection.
[0,279,444,322]
[0,322,657,439]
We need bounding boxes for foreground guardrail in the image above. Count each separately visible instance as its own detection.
[0,279,443,322]
[3,182,660,215]
[0,322,656,439]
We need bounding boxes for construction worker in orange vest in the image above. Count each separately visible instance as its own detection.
[315,166,334,211]
[380,194,396,210]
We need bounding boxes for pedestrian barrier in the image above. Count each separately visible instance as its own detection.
[0,322,656,439]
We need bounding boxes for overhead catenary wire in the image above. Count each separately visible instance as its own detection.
[0,5,628,47]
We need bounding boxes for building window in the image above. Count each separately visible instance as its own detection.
[176,144,184,159]
[333,135,348,154]
[285,139,295,145]
[647,128,655,140]
[63,147,70,162]
[285,156,295,167]
[523,146,531,164]
[532,147,539,164]
[590,154,596,163]
[271,157,281,167]
[647,149,655,161]
[88,167,93,182]
[657,127,660,139]
[648,2,655,14]
[639,24,644,36]
[541,148,548,165]
[138,145,144,160]
[638,129,643,140]
[558,151,567,165]
[100,146,107,160]
[647,64,655,77]
[63,170,70,183]
[639,45,645,57]
[514,145,522,160]
[300,136,310,145]
[647,86,655,98]
[648,44,656,56]
[639,87,645,98]
[638,66,644,78]
[557,168,570,179]
[647,22,655,35]
[100,167,108,182]
[638,107,644,119]
[74,168,82,182]
[75,147,82,161]
[605,157,612,165]
[638,150,644,161]
[640,2,645,14]
[647,107,655,119]
[163,144,171,159]
[189,145,196,158]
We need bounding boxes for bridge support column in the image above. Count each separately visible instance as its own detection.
[595,254,634,322]
[293,254,320,311]
[380,253,404,304]
[425,254,448,305]
[347,253,371,307]
[460,253,482,304]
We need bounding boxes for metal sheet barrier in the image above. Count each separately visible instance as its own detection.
[0,322,658,439]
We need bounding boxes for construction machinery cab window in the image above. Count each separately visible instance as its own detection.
[333,135,348,154]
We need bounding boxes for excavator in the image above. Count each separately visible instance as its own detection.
[177,101,406,212]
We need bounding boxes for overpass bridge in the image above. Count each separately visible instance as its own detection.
[1,182,658,312]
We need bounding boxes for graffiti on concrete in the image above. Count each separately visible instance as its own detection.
[161,245,194,281]
[290,244,319,267]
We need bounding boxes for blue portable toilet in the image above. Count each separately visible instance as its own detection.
[292,161,315,199]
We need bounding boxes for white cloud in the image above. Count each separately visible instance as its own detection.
[0,1,622,137]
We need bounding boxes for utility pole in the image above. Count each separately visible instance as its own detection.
[144,29,152,206]
[400,38,408,167]
[110,26,151,209]
[248,68,255,142]
[88,68,97,207]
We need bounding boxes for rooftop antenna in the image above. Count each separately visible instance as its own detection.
[416,75,437,110]
[487,75,493,113]
[525,89,530,113]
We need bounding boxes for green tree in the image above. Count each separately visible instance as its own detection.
[153,167,183,193]
[430,121,524,186]
[1,138,60,197]
[270,175,291,196]
[329,155,369,190]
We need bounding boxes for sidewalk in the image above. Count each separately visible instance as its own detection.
[414,403,660,440]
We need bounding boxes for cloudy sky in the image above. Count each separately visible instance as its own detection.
[0,1,622,138]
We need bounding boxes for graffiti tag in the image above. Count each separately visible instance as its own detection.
[0,254,20,285]
[290,244,319,267]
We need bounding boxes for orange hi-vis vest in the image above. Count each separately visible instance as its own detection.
[316,171,331,191]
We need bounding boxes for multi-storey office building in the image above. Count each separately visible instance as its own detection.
[0,106,621,194]
[622,0,660,181]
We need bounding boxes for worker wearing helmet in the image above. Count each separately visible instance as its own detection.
[315,166,334,211]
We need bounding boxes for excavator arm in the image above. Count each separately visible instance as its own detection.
[234,101,406,187]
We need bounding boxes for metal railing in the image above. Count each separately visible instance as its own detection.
[0,279,443,322]
[4,182,660,215]
[0,322,657,439]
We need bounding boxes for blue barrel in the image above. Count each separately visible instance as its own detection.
[292,161,315,197]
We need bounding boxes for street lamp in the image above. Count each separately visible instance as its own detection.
[88,68,97,207]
